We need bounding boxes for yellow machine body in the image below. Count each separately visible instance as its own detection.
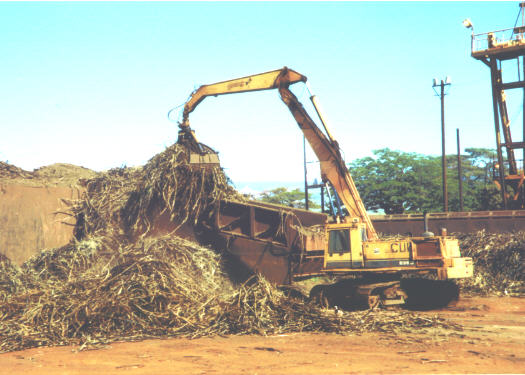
[323,221,473,280]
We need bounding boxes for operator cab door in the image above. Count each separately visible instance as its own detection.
[325,229,351,270]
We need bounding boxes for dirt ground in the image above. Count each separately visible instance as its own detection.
[1,296,523,375]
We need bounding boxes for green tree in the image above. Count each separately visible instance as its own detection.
[446,148,501,211]
[349,149,441,214]
[259,187,320,209]
[349,148,501,214]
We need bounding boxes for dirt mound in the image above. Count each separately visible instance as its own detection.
[0,161,97,187]
[456,230,525,296]
[33,163,97,185]
[0,161,98,265]
[0,161,32,180]
[0,183,83,264]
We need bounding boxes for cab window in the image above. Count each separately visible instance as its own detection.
[328,229,350,254]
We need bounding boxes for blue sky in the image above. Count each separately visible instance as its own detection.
[1,1,523,189]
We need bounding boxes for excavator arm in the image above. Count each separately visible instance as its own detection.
[180,68,307,127]
[177,67,378,240]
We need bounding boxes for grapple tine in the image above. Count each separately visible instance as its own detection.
[176,126,220,169]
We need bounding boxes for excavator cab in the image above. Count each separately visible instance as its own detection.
[324,221,365,270]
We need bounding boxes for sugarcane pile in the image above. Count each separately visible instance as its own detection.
[71,142,241,240]
[0,253,23,302]
[456,230,525,296]
[0,235,457,353]
[0,142,459,353]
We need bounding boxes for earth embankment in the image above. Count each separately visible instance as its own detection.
[0,162,95,264]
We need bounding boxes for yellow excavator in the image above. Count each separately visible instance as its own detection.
[176,67,473,308]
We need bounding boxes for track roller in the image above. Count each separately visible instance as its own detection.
[309,280,408,310]
[356,281,408,309]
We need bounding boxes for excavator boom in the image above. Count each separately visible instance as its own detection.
[277,86,378,240]
[178,67,377,239]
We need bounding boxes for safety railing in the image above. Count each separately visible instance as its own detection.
[472,26,525,54]
[493,159,524,178]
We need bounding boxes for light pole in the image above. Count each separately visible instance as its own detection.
[433,77,452,212]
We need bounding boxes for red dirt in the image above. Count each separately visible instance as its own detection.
[0,162,96,264]
[0,184,81,264]
[1,296,523,374]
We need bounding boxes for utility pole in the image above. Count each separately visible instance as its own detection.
[433,77,452,212]
[457,128,464,211]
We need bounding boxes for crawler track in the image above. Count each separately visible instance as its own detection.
[309,278,460,311]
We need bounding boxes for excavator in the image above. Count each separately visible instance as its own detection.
[176,67,473,309]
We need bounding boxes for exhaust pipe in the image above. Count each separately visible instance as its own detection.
[422,211,434,237]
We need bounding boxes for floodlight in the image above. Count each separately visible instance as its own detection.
[433,78,438,86]
[463,18,473,29]
[446,76,452,84]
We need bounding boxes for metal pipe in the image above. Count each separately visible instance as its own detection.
[310,95,336,143]
[303,135,308,210]
[334,190,343,218]
[325,182,336,217]
[523,55,525,207]
[457,128,464,211]
[321,185,325,213]
[490,58,509,208]
[422,211,434,237]
[441,80,449,212]
[473,26,523,36]
[306,83,337,144]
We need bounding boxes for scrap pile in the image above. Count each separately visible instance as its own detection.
[0,142,458,353]
[456,230,525,296]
